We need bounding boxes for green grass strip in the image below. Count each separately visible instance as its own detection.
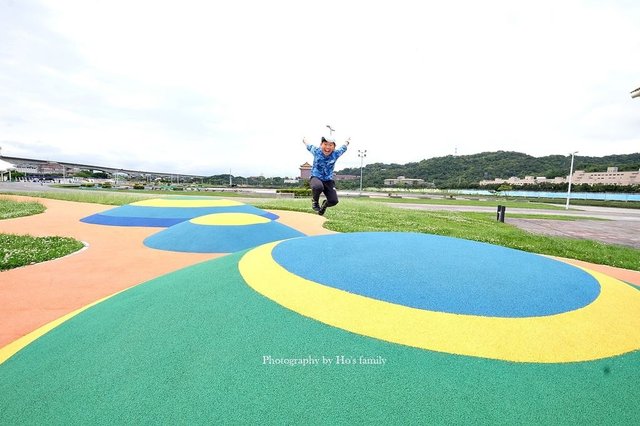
[361,195,567,210]
[0,199,45,219]
[1,190,157,206]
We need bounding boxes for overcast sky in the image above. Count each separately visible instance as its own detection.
[1,0,639,177]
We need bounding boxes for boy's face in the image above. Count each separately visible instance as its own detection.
[321,141,336,155]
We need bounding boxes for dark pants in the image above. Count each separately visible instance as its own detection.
[309,177,339,207]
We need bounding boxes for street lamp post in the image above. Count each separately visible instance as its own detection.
[565,151,578,210]
[358,149,367,194]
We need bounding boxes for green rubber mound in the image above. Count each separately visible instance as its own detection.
[0,251,638,424]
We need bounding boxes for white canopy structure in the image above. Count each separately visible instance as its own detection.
[632,86,640,99]
[0,158,16,181]
[0,158,16,171]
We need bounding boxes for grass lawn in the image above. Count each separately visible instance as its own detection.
[2,190,158,206]
[0,234,85,271]
[0,198,85,271]
[361,195,567,210]
[0,198,45,219]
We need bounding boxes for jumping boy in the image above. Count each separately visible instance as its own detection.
[302,135,350,215]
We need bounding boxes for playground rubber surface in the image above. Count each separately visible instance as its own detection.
[0,195,331,349]
[80,198,279,227]
[1,195,639,424]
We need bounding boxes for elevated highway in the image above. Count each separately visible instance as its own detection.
[0,155,207,180]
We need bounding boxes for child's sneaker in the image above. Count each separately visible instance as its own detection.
[312,201,321,212]
[318,200,328,216]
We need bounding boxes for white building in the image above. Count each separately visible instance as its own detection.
[479,167,640,186]
[572,167,640,186]
[384,176,425,186]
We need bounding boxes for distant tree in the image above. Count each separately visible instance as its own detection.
[496,184,513,198]
[74,170,93,178]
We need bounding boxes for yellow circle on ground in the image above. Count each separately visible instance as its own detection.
[131,199,244,208]
[190,213,271,226]
[239,241,640,363]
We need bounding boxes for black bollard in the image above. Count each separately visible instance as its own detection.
[497,205,506,222]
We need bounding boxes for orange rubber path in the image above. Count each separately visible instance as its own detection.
[0,195,333,348]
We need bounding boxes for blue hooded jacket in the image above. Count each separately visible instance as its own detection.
[307,143,348,181]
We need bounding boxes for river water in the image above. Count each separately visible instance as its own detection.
[450,189,640,202]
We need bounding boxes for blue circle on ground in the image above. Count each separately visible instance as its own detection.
[80,205,278,227]
[144,221,305,253]
[271,232,601,317]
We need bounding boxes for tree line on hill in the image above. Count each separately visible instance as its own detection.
[53,151,640,193]
[335,151,640,191]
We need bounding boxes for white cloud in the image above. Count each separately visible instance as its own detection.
[1,0,639,177]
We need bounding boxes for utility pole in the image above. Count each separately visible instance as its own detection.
[358,149,367,194]
[565,151,578,210]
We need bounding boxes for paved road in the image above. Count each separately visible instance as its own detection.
[0,181,86,193]
[389,202,640,249]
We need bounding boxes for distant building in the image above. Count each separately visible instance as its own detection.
[572,167,640,186]
[39,161,64,175]
[479,167,640,186]
[298,161,357,181]
[15,164,38,175]
[334,174,358,181]
[299,162,311,179]
[384,176,425,186]
[479,175,565,186]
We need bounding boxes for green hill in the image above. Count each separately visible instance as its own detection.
[337,151,640,189]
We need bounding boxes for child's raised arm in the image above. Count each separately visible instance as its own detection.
[302,137,309,147]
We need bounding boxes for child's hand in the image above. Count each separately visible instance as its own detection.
[345,137,351,146]
[302,137,308,146]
